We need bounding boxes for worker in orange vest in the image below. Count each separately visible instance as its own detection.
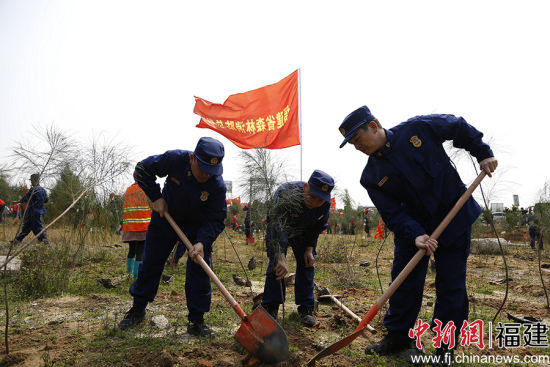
[122,177,152,279]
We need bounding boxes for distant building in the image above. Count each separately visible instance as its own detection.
[224,180,233,197]
[490,202,504,213]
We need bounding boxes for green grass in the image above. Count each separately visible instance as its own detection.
[2,228,550,366]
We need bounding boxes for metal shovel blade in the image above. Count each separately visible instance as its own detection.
[234,305,289,364]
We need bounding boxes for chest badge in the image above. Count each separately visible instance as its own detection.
[200,191,209,202]
[410,136,422,148]
[170,177,181,185]
[378,176,389,187]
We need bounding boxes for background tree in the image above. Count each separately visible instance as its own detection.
[238,148,289,204]
[237,148,290,233]
[0,175,24,206]
[7,125,76,189]
[338,189,363,235]
[503,205,521,234]
[45,165,86,226]
[536,181,550,237]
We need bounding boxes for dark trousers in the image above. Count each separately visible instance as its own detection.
[129,214,212,322]
[384,230,470,342]
[15,214,47,242]
[262,241,315,307]
[529,226,543,249]
[127,241,145,261]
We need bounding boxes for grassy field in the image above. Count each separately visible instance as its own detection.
[0,222,549,366]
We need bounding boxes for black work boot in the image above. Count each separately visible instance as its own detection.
[430,345,454,366]
[119,307,146,330]
[297,305,316,327]
[364,333,414,356]
[261,303,280,320]
[187,321,215,338]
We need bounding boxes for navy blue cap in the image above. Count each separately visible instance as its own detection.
[338,105,375,148]
[194,137,225,175]
[308,169,334,202]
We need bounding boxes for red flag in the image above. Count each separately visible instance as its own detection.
[374,218,385,239]
[194,70,300,149]
[330,198,336,213]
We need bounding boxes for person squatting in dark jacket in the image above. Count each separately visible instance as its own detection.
[339,106,497,364]
[119,137,227,337]
[259,170,334,327]
[14,173,49,244]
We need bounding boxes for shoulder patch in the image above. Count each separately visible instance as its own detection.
[378,176,389,187]
[410,135,422,148]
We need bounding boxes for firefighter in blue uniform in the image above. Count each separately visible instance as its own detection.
[260,170,334,327]
[14,173,49,244]
[339,106,498,363]
[119,137,227,337]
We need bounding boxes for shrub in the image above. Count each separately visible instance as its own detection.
[14,242,76,300]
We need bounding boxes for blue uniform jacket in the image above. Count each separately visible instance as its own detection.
[360,114,493,246]
[20,185,48,216]
[134,150,226,253]
[266,182,330,252]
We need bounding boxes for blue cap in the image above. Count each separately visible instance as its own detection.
[194,137,225,175]
[308,169,334,202]
[338,106,375,148]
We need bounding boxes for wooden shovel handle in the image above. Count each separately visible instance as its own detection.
[327,295,376,333]
[164,212,246,319]
[307,171,487,366]
[377,171,486,307]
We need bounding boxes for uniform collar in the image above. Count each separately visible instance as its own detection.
[186,168,194,182]
[374,129,393,158]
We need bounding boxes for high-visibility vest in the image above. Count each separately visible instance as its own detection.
[374,218,385,239]
[122,183,151,232]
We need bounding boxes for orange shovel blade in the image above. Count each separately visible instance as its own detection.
[234,306,289,364]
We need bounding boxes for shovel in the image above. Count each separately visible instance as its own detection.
[307,171,486,366]
[164,212,289,364]
[316,285,376,334]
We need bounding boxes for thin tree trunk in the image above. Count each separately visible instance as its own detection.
[537,231,549,308]
[3,245,13,355]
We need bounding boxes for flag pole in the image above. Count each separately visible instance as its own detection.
[298,68,303,181]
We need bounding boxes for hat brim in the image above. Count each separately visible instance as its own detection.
[196,156,223,175]
[309,185,331,202]
[338,124,363,148]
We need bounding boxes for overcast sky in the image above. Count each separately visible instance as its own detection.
[1,1,549,209]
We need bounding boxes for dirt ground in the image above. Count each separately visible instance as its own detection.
[1,231,550,366]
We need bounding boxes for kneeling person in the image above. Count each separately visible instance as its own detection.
[260,170,334,327]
